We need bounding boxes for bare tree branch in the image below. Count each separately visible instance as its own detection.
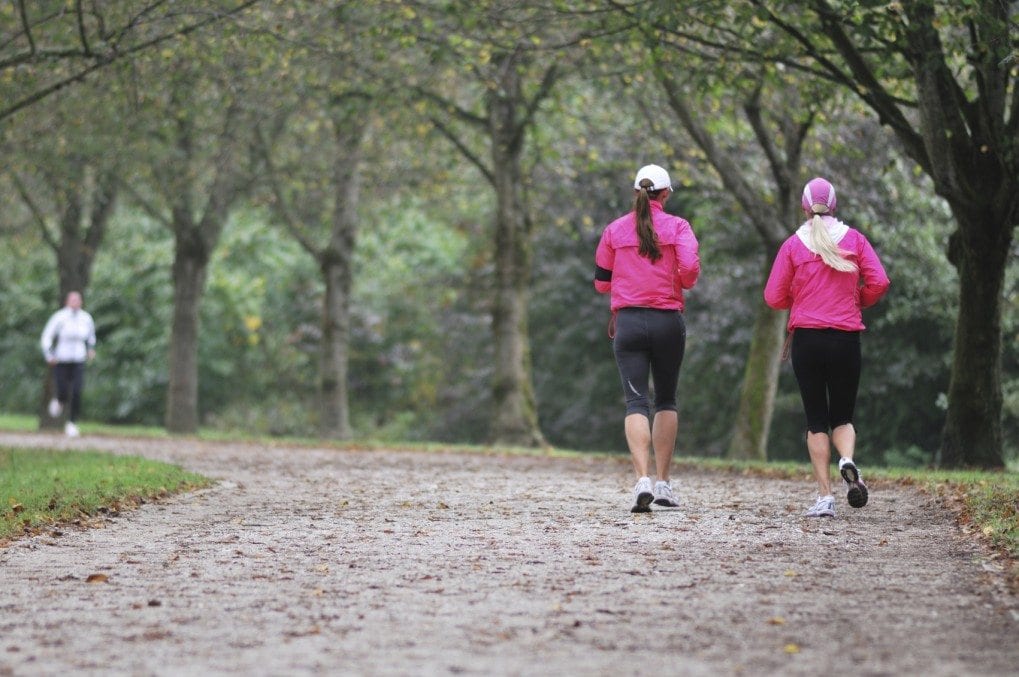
[17,0,36,56]
[75,0,93,56]
[514,62,559,149]
[0,0,259,122]
[254,123,320,258]
[117,177,171,228]
[429,115,494,186]
[11,172,58,251]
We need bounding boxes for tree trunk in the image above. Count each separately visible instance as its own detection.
[728,295,788,460]
[316,99,365,440]
[319,255,352,439]
[166,249,208,434]
[939,207,1010,468]
[487,65,545,448]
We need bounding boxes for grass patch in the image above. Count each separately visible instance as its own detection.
[896,469,1019,562]
[0,447,210,542]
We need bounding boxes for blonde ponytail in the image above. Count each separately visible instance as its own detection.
[808,205,856,272]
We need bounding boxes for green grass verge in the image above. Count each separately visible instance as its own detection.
[890,469,1019,564]
[0,447,210,542]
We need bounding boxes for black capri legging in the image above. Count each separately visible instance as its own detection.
[613,307,687,417]
[790,328,861,434]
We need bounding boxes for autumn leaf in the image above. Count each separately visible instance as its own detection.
[784,643,800,654]
[85,573,109,583]
[767,616,786,625]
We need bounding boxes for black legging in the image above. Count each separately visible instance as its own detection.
[53,362,86,422]
[790,328,861,434]
[613,307,687,417]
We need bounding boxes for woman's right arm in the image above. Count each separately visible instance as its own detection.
[40,311,59,361]
[594,229,614,294]
[764,242,794,309]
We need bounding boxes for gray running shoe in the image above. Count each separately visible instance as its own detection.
[839,458,869,508]
[805,495,835,517]
[652,480,680,507]
[631,477,653,513]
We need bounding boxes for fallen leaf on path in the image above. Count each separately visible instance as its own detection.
[784,643,800,654]
[85,573,109,583]
[783,570,797,578]
[767,616,786,625]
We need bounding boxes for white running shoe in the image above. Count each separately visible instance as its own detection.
[48,398,62,418]
[64,421,80,437]
[805,495,835,517]
[631,476,653,513]
[652,480,680,507]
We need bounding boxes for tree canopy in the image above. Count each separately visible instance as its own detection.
[0,0,1015,468]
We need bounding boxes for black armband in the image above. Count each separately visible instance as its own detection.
[594,265,612,282]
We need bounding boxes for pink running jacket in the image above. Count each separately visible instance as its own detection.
[764,221,890,331]
[594,201,700,312]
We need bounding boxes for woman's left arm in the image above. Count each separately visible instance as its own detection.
[858,236,890,308]
[675,221,700,289]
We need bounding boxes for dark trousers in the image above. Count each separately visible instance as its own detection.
[790,328,861,434]
[53,362,86,422]
[613,308,687,417]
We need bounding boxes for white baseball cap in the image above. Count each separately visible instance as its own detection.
[633,164,672,191]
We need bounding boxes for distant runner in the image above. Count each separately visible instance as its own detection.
[41,290,97,437]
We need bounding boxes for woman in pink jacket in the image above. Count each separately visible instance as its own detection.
[765,177,890,518]
[594,164,700,512]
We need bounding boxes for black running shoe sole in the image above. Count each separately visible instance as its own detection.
[840,462,868,508]
[847,482,868,508]
[631,491,654,513]
[653,498,680,507]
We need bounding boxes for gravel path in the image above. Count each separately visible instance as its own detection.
[1,431,1017,676]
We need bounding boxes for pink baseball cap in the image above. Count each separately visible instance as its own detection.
[801,177,837,214]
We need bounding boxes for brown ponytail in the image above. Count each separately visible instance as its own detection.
[634,178,662,262]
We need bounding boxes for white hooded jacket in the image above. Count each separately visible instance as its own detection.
[41,307,96,363]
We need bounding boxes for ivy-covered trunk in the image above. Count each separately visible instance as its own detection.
[728,293,787,460]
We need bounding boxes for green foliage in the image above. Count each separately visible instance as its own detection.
[350,198,475,440]
[0,447,209,541]
[87,214,175,423]
[0,231,56,411]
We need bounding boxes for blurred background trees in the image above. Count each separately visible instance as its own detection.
[0,0,1015,468]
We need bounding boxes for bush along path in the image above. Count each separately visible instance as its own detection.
[0,431,1017,676]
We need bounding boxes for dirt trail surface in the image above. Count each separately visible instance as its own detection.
[1,432,1017,676]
